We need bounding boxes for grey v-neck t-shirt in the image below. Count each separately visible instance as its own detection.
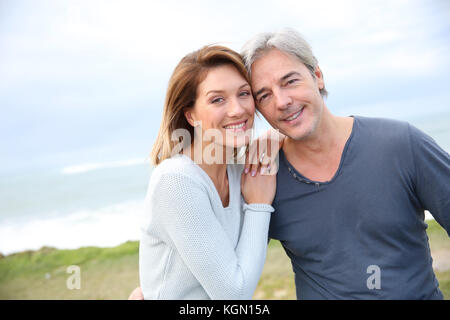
[270,116,450,299]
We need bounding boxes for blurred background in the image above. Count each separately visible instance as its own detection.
[1,0,449,256]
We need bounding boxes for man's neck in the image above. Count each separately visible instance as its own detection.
[282,108,354,181]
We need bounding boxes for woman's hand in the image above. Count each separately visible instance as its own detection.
[128,286,144,300]
[241,163,276,205]
[244,128,285,177]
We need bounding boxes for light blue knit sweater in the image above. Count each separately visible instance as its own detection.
[139,155,274,299]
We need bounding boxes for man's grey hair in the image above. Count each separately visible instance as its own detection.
[241,28,328,98]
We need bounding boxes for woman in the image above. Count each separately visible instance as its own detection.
[138,45,277,299]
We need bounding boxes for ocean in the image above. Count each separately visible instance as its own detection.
[0,159,153,255]
[1,113,449,255]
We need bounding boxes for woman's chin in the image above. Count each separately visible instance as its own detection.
[229,136,250,149]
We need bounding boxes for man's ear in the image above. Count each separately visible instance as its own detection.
[314,66,324,90]
[184,109,195,127]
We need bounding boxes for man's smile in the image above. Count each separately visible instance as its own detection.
[281,106,305,123]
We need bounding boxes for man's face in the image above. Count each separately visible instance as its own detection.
[251,48,325,141]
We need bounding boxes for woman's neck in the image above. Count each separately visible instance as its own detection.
[184,142,229,185]
[184,142,230,207]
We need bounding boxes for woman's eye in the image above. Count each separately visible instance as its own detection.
[239,91,250,97]
[211,97,224,104]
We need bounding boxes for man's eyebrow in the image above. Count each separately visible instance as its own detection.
[206,83,249,96]
[254,72,302,98]
[254,87,267,98]
[281,71,302,81]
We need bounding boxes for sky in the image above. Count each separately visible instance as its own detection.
[1,0,449,174]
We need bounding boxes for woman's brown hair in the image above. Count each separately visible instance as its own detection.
[150,45,250,166]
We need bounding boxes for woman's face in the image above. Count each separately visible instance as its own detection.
[186,64,255,150]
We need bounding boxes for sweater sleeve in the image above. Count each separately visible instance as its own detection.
[147,172,273,299]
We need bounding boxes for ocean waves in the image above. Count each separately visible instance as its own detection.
[0,200,145,255]
[61,158,148,175]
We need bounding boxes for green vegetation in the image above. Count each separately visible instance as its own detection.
[0,220,448,299]
[0,241,140,299]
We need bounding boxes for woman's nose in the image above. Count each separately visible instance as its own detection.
[227,97,246,117]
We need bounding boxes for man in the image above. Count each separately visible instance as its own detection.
[240,28,450,299]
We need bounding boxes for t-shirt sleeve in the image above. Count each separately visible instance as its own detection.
[408,123,450,235]
[150,172,272,299]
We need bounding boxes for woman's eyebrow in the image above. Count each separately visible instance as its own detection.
[206,89,225,95]
[206,83,249,96]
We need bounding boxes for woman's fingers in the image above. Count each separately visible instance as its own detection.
[245,127,284,176]
[245,136,275,176]
[245,139,257,175]
[244,147,260,176]
[245,128,284,175]
[249,140,259,175]
[244,147,250,174]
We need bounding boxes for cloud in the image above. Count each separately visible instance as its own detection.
[0,0,449,171]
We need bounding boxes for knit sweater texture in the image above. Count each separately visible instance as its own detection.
[139,154,274,299]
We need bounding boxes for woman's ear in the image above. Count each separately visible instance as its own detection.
[184,109,195,127]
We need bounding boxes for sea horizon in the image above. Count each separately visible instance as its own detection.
[1,112,449,256]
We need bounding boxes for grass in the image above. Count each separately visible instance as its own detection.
[0,220,448,300]
[0,241,140,299]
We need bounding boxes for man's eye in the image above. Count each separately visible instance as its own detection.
[259,93,269,103]
[286,79,299,85]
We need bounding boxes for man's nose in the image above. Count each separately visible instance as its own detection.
[273,88,292,110]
